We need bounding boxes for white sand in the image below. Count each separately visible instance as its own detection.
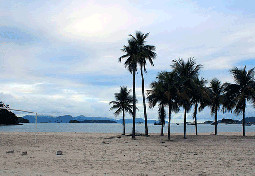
[0,132,254,175]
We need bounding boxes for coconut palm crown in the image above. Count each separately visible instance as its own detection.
[208,78,225,135]
[109,86,133,135]
[119,38,139,139]
[171,58,202,139]
[147,71,179,140]
[223,66,255,136]
[129,31,156,136]
[191,77,210,135]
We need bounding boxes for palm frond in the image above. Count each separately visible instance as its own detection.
[226,66,255,115]
[109,86,134,117]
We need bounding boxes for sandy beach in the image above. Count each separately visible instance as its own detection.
[0,132,254,176]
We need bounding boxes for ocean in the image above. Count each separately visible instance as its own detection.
[0,123,254,134]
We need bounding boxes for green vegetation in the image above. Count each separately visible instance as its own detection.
[171,58,202,139]
[208,79,224,135]
[119,38,137,139]
[129,31,156,136]
[119,31,155,138]
[116,31,255,138]
[191,77,209,135]
[223,67,255,136]
[109,86,134,135]
[147,71,179,140]
[0,109,18,125]
[158,104,166,136]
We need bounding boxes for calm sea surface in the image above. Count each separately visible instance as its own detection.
[0,123,254,134]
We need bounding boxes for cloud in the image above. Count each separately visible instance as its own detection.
[0,0,254,120]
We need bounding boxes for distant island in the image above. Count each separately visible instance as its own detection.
[204,117,255,125]
[19,115,255,124]
[21,115,157,124]
[22,115,146,124]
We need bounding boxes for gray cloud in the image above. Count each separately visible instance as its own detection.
[0,0,254,121]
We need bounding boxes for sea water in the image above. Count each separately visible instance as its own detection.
[0,123,254,134]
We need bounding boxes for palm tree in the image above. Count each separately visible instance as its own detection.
[223,66,255,136]
[171,58,202,139]
[191,77,209,135]
[208,78,224,135]
[109,87,133,135]
[147,71,179,140]
[130,31,156,136]
[158,104,166,136]
[119,39,139,139]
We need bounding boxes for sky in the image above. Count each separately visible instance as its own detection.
[0,0,255,122]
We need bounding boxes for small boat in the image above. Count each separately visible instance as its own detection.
[176,123,179,125]
[245,123,252,126]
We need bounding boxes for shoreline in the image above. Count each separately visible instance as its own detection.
[1,131,254,135]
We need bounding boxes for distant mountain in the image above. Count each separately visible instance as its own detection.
[79,120,117,123]
[22,115,164,124]
[22,115,117,123]
[55,115,73,123]
[76,116,115,121]
[22,115,56,123]
[117,118,157,124]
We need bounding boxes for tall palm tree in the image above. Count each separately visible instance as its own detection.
[171,58,202,139]
[119,39,138,139]
[208,78,224,135]
[191,77,209,135]
[109,87,133,135]
[130,31,156,136]
[223,66,255,136]
[147,71,179,140]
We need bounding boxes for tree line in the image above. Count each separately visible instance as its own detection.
[110,31,255,139]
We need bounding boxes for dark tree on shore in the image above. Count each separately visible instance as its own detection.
[0,102,18,125]
[208,79,224,135]
[171,58,202,139]
[0,109,18,125]
[191,77,209,135]
[147,71,179,140]
[119,39,139,139]
[158,104,166,136]
[130,31,156,136]
[109,87,133,135]
[223,66,255,136]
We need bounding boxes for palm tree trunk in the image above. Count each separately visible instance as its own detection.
[140,67,148,136]
[243,100,246,136]
[194,103,198,135]
[215,108,218,135]
[161,123,164,136]
[168,104,171,140]
[184,108,187,139]
[132,65,136,139]
[122,110,125,135]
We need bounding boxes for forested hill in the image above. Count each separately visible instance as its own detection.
[0,109,18,125]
